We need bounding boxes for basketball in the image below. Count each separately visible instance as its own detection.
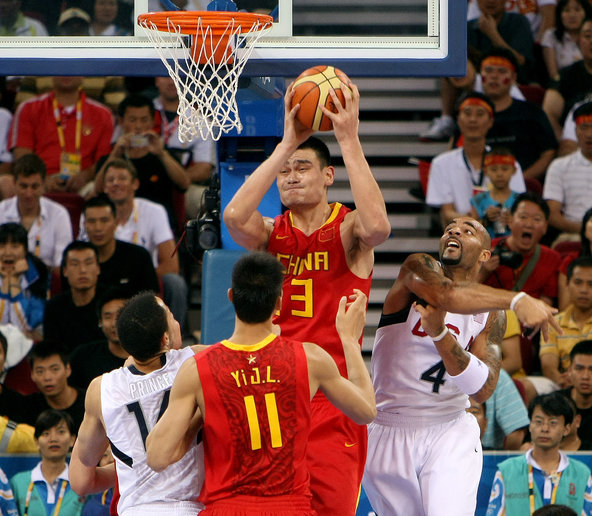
[291,66,351,131]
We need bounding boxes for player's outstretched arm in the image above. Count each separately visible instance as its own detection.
[223,85,314,250]
[306,291,376,424]
[70,377,114,495]
[321,83,390,249]
[390,253,561,341]
[146,357,202,472]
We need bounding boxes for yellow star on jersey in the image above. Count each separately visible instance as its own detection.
[247,354,256,364]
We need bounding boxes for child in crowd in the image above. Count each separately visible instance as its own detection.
[10,409,85,515]
[471,147,521,238]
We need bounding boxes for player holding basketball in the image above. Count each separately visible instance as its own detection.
[68,293,206,515]
[223,79,391,515]
[145,251,376,515]
[362,217,562,516]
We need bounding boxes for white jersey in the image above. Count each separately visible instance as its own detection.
[101,348,204,515]
[371,304,489,424]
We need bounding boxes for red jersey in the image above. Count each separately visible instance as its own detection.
[267,203,372,377]
[196,334,312,507]
[9,91,114,175]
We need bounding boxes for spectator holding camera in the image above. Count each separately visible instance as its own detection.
[479,192,562,305]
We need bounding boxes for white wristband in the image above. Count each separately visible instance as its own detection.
[449,354,489,395]
[510,291,527,311]
[431,327,449,342]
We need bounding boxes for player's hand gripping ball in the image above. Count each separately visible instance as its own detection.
[290,66,352,131]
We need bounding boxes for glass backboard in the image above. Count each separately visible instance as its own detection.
[0,0,466,77]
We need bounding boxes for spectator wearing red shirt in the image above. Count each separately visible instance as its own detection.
[9,76,114,194]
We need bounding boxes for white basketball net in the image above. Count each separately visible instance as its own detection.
[139,14,272,141]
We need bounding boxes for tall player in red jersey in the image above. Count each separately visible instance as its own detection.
[146,252,376,515]
[223,80,390,515]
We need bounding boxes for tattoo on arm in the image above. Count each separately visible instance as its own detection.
[422,255,437,270]
[479,311,504,397]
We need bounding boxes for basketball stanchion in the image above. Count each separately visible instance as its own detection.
[138,10,273,142]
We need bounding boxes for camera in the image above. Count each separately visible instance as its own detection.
[186,178,221,256]
[491,241,523,269]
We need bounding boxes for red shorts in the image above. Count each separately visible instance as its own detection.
[307,397,368,516]
[202,494,315,516]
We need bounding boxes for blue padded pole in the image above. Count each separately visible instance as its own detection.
[159,0,180,10]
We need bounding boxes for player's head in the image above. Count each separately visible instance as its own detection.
[29,340,72,398]
[508,192,549,254]
[34,409,76,458]
[574,101,592,157]
[528,392,573,450]
[569,340,592,396]
[483,147,516,190]
[230,252,285,323]
[117,292,177,360]
[296,137,331,169]
[480,47,518,100]
[455,91,494,140]
[439,217,491,269]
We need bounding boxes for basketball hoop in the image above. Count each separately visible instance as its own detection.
[138,11,273,141]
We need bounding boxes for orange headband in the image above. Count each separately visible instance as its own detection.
[576,114,592,126]
[481,56,515,72]
[484,154,515,167]
[459,97,494,117]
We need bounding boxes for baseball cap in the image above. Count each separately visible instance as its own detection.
[58,8,91,27]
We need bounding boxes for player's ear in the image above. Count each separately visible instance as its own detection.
[227,288,233,303]
[478,248,491,265]
[324,165,335,187]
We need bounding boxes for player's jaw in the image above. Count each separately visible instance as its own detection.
[439,236,463,265]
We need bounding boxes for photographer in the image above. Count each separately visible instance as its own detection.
[479,192,562,306]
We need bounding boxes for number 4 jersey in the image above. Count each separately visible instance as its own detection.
[101,347,204,515]
[372,304,489,423]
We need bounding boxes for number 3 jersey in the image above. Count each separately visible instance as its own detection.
[101,348,203,515]
[268,202,372,378]
[371,304,489,423]
[195,334,312,506]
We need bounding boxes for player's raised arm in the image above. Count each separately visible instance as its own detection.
[306,291,376,424]
[146,357,203,472]
[70,377,114,495]
[223,85,314,250]
[321,82,390,249]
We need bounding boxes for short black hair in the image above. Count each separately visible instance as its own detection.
[116,292,168,361]
[28,340,70,368]
[480,46,520,72]
[0,222,28,249]
[454,91,495,118]
[297,137,331,169]
[96,286,133,319]
[510,192,550,220]
[566,256,592,282]
[61,240,99,270]
[570,339,592,362]
[13,153,47,181]
[532,504,577,516]
[118,94,155,119]
[34,409,75,439]
[231,252,285,324]
[528,391,574,425]
[83,193,116,218]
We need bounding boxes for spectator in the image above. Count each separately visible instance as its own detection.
[0,222,47,341]
[89,0,130,36]
[558,340,592,446]
[10,410,85,515]
[154,76,215,220]
[486,392,592,515]
[540,257,592,388]
[481,368,530,450]
[544,101,592,236]
[543,18,592,139]
[9,76,114,194]
[425,91,526,228]
[83,194,160,296]
[471,147,521,238]
[0,154,73,270]
[0,95,12,186]
[541,0,592,81]
[557,208,592,309]
[57,7,91,36]
[43,241,105,352]
[0,466,17,516]
[533,506,577,516]
[480,192,562,305]
[94,94,190,230]
[420,0,534,141]
[481,47,558,182]
[0,0,48,36]
[560,395,592,450]
[87,159,188,330]
[68,287,130,390]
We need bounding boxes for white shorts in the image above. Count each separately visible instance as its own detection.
[121,501,203,516]
[363,411,482,516]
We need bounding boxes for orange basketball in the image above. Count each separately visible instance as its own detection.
[290,66,351,131]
